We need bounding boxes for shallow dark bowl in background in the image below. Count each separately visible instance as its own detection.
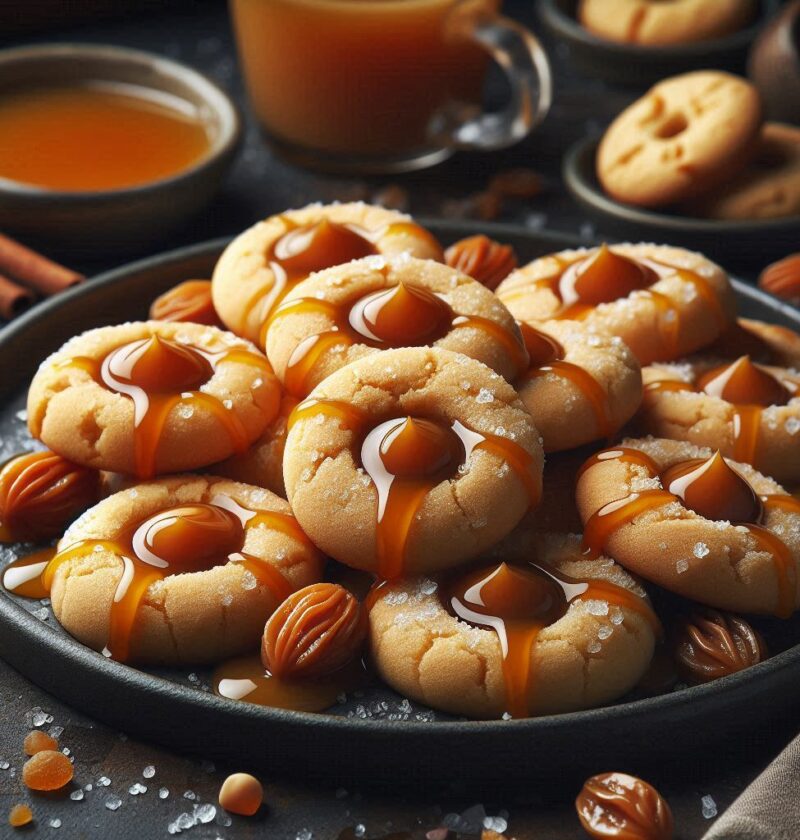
[563,137,800,271]
[539,0,780,87]
[0,43,241,255]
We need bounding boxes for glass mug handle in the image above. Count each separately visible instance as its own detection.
[438,3,553,151]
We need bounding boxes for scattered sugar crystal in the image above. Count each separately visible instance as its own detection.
[70,789,84,801]
[301,468,313,482]
[494,426,507,437]
[354,825,366,838]
[183,790,196,800]
[223,399,233,410]
[693,541,710,558]
[187,673,199,684]
[585,600,609,617]
[98,777,111,787]
[587,640,602,654]
[610,607,624,625]
[676,559,690,574]
[34,607,49,620]
[501,712,512,720]
[61,747,70,756]
[496,462,510,478]
[701,795,717,819]
[460,381,471,391]
[129,782,147,795]
[598,625,613,640]
[84,784,93,792]
[484,816,508,834]
[383,591,409,606]
[419,579,438,595]
[49,818,62,828]
[159,788,169,800]
[476,388,494,404]
[29,708,50,727]
[178,404,194,419]
[296,830,313,840]
[143,765,155,778]
[196,804,216,824]
[15,409,27,421]
[241,571,257,590]
[659,542,668,551]
[785,417,800,435]
[105,795,122,811]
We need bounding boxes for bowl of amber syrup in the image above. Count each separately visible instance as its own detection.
[0,43,242,252]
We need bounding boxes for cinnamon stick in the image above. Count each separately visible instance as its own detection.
[0,272,35,319]
[0,232,84,295]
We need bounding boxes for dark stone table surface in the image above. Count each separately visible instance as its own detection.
[0,2,796,837]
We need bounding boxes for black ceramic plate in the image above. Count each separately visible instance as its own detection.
[1,221,800,793]
[563,136,800,272]
[538,0,780,87]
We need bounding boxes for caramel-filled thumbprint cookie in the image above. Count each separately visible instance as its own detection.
[515,321,641,452]
[576,438,800,617]
[26,322,280,479]
[639,319,800,482]
[211,202,443,345]
[215,392,298,498]
[2,476,324,664]
[264,255,528,398]
[496,243,736,365]
[369,532,658,718]
[284,347,544,580]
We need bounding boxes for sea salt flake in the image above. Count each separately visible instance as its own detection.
[195,803,216,824]
[701,795,717,819]
[587,640,602,654]
[241,571,257,590]
[183,790,196,800]
[105,795,122,811]
[159,787,170,800]
[476,388,494,404]
[128,782,147,795]
[483,816,508,833]
[598,625,613,640]
[610,607,624,625]
[49,818,62,828]
[693,541,710,558]
[223,399,233,410]
[354,825,366,838]
[178,404,194,419]
[142,765,156,779]
[785,417,800,435]
[585,599,609,617]
[296,830,314,840]
[98,776,111,787]
[70,790,84,801]
[676,559,690,574]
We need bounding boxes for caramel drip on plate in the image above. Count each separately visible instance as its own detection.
[444,561,658,717]
[288,399,539,579]
[3,495,297,661]
[212,653,366,712]
[267,281,525,398]
[581,448,798,617]
[52,335,267,479]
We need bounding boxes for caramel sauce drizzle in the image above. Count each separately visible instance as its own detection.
[288,399,540,580]
[238,216,438,344]
[49,335,268,479]
[646,356,798,466]
[267,280,527,398]
[581,447,798,617]
[523,246,726,358]
[444,560,658,717]
[3,495,301,661]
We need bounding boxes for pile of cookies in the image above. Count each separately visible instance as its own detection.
[597,69,800,220]
[2,201,799,721]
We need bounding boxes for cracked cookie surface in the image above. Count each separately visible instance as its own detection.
[369,532,656,718]
[49,476,323,665]
[284,347,544,577]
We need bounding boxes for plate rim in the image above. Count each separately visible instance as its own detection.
[2,221,800,741]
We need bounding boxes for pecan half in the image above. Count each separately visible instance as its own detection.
[0,450,99,542]
[673,608,767,684]
[759,253,800,305]
[576,772,674,840]
[149,279,222,326]
[444,235,518,291]
[261,583,367,680]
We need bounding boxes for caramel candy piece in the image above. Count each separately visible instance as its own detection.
[22,750,73,791]
[759,253,800,305]
[149,279,221,326]
[23,730,58,756]
[673,608,767,684]
[576,772,674,840]
[444,235,518,290]
[218,772,263,816]
[8,804,33,828]
[0,450,99,542]
[262,583,367,680]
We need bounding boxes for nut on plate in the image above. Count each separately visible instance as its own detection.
[149,279,221,326]
[759,253,800,305]
[673,608,767,684]
[261,582,367,680]
[444,234,518,291]
[576,772,674,840]
[0,450,99,542]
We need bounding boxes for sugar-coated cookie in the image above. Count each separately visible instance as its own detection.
[579,0,756,46]
[369,532,657,718]
[496,243,735,365]
[284,347,544,580]
[515,320,641,452]
[597,72,762,207]
[638,319,800,482]
[576,438,800,616]
[47,476,324,664]
[27,322,280,479]
[690,123,800,220]
[265,255,527,398]
[212,203,443,345]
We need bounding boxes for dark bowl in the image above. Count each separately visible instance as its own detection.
[538,0,780,87]
[0,43,242,255]
[563,136,800,271]
[748,0,800,125]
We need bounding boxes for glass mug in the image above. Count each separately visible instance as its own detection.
[229,0,552,173]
